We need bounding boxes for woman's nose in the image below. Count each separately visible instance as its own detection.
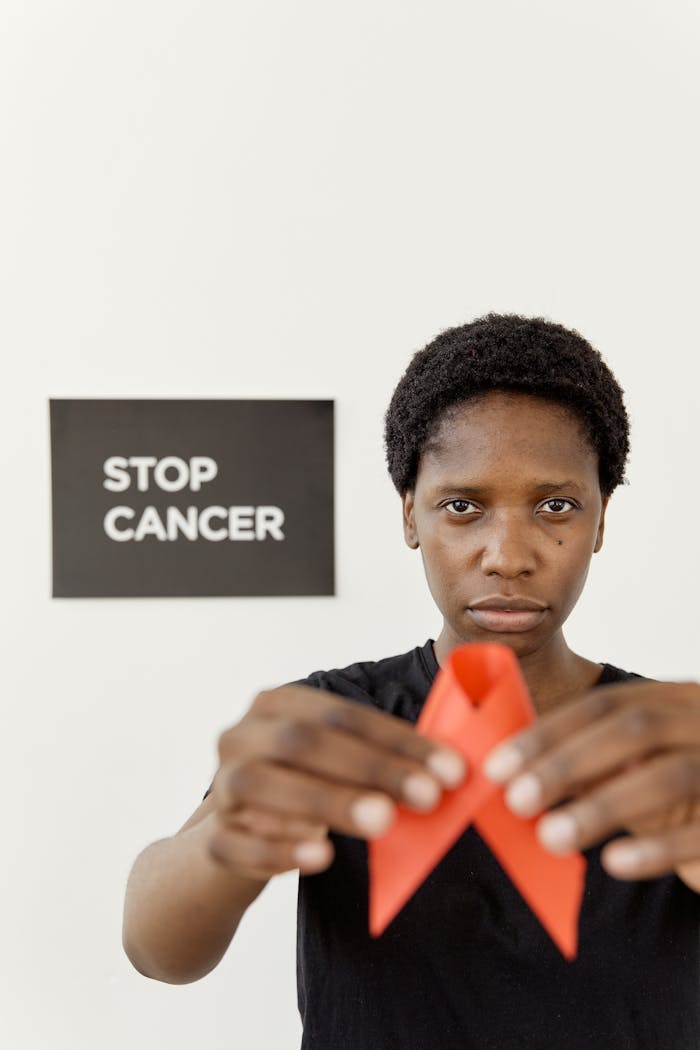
[478,518,538,577]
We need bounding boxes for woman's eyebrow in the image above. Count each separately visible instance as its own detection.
[434,480,584,496]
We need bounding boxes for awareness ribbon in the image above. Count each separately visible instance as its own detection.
[367,642,586,959]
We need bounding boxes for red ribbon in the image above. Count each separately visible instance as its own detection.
[367,642,586,959]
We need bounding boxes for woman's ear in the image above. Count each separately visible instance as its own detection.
[593,495,610,553]
[402,490,420,549]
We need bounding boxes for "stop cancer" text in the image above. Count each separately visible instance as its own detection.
[102,456,285,542]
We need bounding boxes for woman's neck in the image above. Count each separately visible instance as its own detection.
[433,628,603,715]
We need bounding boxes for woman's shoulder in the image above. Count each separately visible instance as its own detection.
[292,651,659,717]
[291,641,436,721]
[597,663,655,685]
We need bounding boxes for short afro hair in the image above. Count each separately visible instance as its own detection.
[384,312,630,499]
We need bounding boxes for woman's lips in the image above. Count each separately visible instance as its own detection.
[467,608,547,633]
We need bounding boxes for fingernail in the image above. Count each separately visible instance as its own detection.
[605,843,643,872]
[505,773,543,816]
[427,749,467,787]
[483,745,524,782]
[402,772,441,810]
[294,841,330,868]
[606,839,665,874]
[351,795,395,836]
[537,812,578,852]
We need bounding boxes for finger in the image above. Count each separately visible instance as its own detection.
[531,752,700,856]
[213,757,400,839]
[601,818,700,880]
[244,686,468,787]
[501,702,691,818]
[208,824,335,878]
[483,680,700,783]
[227,806,329,841]
[228,713,452,813]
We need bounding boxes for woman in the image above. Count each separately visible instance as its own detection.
[123,313,700,1048]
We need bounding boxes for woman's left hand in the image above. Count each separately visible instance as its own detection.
[482,678,700,888]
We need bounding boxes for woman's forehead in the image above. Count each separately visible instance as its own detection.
[428,393,590,448]
[419,394,597,483]
[438,389,582,425]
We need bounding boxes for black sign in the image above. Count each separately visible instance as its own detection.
[50,399,334,597]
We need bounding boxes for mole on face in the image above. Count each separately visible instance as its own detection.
[557,540,563,545]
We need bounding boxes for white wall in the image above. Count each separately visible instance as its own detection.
[1,2,698,1047]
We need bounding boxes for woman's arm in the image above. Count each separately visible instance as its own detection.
[123,682,465,984]
[122,795,270,984]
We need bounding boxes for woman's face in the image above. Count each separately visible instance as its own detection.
[401,391,609,659]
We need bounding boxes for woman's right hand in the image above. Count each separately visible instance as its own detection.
[208,684,468,880]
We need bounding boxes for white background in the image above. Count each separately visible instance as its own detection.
[1,2,699,1047]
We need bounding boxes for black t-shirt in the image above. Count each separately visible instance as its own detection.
[294,640,700,1049]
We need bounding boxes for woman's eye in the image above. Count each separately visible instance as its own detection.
[541,499,576,514]
[442,498,577,516]
[444,500,476,515]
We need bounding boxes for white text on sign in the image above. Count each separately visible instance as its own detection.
[102,456,285,542]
